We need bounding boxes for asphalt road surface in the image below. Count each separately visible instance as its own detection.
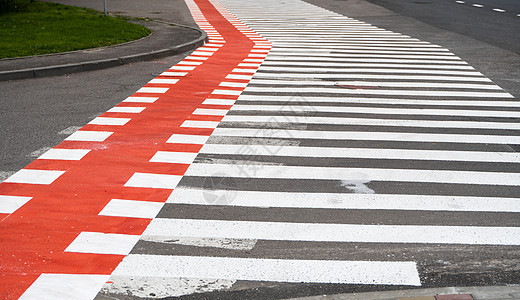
[1,0,520,299]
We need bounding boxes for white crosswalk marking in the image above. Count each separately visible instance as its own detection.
[102,0,520,297]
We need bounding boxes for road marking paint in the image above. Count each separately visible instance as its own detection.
[64,130,113,142]
[166,134,210,144]
[149,79,181,84]
[65,232,140,255]
[200,144,520,163]
[193,108,229,116]
[212,89,242,95]
[253,73,491,82]
[38,148,91,161]
[141,236,258,250]
[161,71,189,77]
[223,115,520,130]
[226,74,253,80]
[88,117,131,126]
[113,255,421,285]
[170,66,197,71]
[232,68,257,73]
[493,8,506,12]
[203,98,236,105]
[123,96,159,103]
[213,127,520,144]
[99,199,164,219]
[102,276,236,299]
[219,82,248,88]
[107,107,146,113]
[186,55,209,60]
[179,61,203,66]
[4,169,66,185]
[19,274,110,300]
[144,218,520,245]
[237,95,520,107]
[249,79,500,90]
[181,120,220,128]
[473,4,483,7]
[257,66,483,75]
[150,151,198,164]
[124,173,183,189]
[136,87,169,93]
[456,1,465,3]
[168,188,520,213]
[260,61,474,69]
[185,163,520,186]
[0,195,32,214]
[230,104,520,118]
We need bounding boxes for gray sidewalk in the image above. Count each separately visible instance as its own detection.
[0,0,206,81]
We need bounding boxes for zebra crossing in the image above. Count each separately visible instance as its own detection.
[101,0,520,297]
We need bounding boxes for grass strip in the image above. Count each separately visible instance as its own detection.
[0,1,151,58]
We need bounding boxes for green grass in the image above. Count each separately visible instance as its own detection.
[0,1,151,58]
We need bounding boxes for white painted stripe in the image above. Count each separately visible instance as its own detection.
[203,98,236,105]
[197,47,219,51]
[186,163,520,186]
[20,274,110,300]
[137,87,169,93]
[99,199,164,219]
[267,52,460,60]
[244,59,265,62]
[107,107,146,114]
[144,218,520,245]
[0,195,32,214]
[150,151,198,164]
[181,120,220,128]
[4,169,65,185]
[473,4,483,7]
[123,97,158,103]
[166,134,210,144]
[39,148,91,161]
[220,82,248,88]
[113,255,421,285]
[200,144,520,163]
[65,232,140,255]
[212,89,242,95]
[193,108,229,116]
[88,117,131,126]
[168,188,520,213]
[493,8,506,12]
[186,55,209,60]
[124,172,183,189]
[179,61,203,66]
[237,94,520,107]
[213,127,520,144]
[239,63,262,67]
[254,72,491,82]
[226,74,253,80]
[230,104,520,118]
[258,66,483,75]
[222,115,520,130]
[268,47,452,55]
[249,79,499,90]
[149,79,180,84]
[65,131,113,142]
[161,71,189,77]
[264,57,467,65]
[170,66,197,71]
[232,68,257,73]
[262,61,473,69]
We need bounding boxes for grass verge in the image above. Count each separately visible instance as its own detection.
[0,1,151,58]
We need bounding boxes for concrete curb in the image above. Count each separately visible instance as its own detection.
[288,286,520,300]
[0,21,207,82]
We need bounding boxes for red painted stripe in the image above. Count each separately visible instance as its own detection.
[0,0,270,298]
